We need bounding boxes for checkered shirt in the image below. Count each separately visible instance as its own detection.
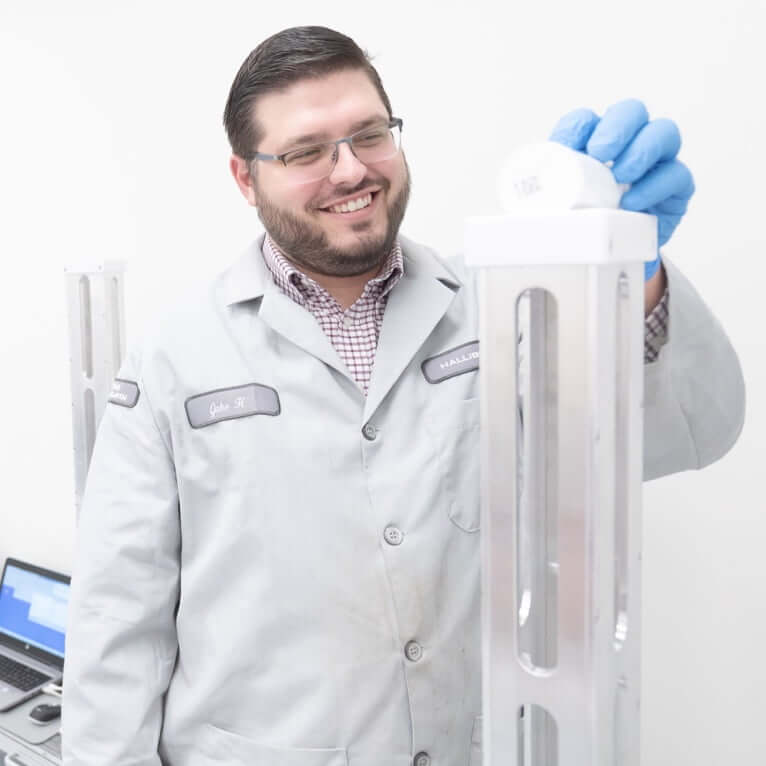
[261,234,670,395]
[262,234,404,395]
[644,284,670,362]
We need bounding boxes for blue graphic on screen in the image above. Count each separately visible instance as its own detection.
[0,566,68,658]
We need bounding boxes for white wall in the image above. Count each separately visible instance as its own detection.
[1,1,763,762]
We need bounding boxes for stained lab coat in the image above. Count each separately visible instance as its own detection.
[62,233,745,766]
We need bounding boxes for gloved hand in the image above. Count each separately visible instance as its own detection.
[549,99,695,281]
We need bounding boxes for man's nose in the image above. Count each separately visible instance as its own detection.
[328,141,367,185]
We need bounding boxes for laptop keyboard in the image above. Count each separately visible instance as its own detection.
[0,654,51,691]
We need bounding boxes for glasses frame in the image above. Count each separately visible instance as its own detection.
[251,117,404,179]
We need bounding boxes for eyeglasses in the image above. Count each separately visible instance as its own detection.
[251,118,403,185]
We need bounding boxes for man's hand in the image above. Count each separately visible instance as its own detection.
[549,99,696,288]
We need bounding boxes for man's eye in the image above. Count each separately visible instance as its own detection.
[356,131,385,145]
[286,147,323,165]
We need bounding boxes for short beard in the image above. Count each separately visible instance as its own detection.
[254,158,411,278]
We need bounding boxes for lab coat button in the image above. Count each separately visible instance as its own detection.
[413,752,431,766]
[404,640,423,662]
[384,526,404,546]
[362,423,378,440]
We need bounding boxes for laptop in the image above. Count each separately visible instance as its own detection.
[0,558,70,712]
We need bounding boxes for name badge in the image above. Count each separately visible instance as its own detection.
[421,341,480,384]
[185,383,280,429]
[109,379,140,408]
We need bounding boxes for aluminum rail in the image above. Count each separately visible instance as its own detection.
[64,261,126,519]
[465,209,656,766]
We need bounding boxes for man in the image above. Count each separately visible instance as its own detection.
[62,25,745,766]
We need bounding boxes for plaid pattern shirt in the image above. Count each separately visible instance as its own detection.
[262,234,404,396]
[644,284,670,362]
[261,234,670,395]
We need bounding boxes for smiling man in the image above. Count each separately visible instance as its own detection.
[62,25,745,766]
[231,68,411,286]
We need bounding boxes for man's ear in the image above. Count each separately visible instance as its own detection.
[229,155,257,207]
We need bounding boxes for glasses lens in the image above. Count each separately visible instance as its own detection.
[352,123,401,164]
[282,143,336,185]
[283,122,401,185]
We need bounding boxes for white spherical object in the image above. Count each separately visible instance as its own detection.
[497,141,630,212]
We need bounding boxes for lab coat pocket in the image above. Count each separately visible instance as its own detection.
[469,715,483,766]
[427,397,481,533]
[198,723,349,765]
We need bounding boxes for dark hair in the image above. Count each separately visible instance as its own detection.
[223,26,393,160]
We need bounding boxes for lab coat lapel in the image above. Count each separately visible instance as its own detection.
[363,236,462,422]
[221,236,357,390]
[259,285,355,383]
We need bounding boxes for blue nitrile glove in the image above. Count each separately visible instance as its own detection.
[549,99,695,281]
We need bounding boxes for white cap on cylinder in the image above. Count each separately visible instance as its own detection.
[496,141,630,212]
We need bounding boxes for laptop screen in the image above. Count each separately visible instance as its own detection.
[0,562,69,659]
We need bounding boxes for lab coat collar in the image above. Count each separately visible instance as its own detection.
[217,232,464,411]
[218,234,352,389]
[362,235,463,420]
[221,234,271,306]
[220,233,462,306]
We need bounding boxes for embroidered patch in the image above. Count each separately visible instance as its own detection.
[185,383,281,429]
[108,379,140,408]
[421,341,480,384]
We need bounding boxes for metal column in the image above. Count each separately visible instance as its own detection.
[64,261,127,519]
[464,209,656,765]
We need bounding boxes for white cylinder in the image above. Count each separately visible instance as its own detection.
[497,141,630,212]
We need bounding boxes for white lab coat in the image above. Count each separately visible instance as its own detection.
[62,233,745,766]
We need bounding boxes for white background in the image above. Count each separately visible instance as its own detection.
[0,1,764,763]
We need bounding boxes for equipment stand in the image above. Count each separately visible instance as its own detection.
[64,261,126,520]
[464,209,656,765]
